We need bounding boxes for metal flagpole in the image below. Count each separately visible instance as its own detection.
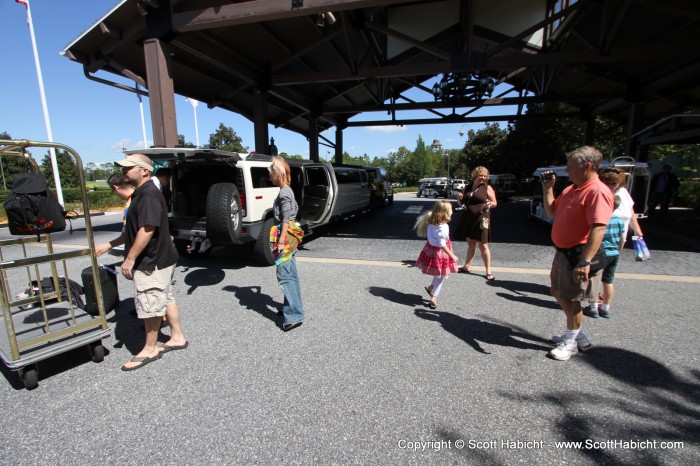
[185,98,200,147]
[136,83,148,149]
[18,0,64,205]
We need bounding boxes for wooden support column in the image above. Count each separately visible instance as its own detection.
[309,117,319,162]
[335,126,344,165]
[582,117,595,146]
[144,38,178,147]
[253,90,269,154]
[626,102,646,161]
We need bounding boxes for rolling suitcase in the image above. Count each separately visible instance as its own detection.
[82,265,120,316]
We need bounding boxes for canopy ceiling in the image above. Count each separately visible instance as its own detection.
[62,0,700,142]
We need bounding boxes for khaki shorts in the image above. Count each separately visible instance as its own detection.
[550,251,601,301]
[133,264,175,319]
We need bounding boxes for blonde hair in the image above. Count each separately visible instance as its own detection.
[414,201,453,237]
[471,166,489,181]
[269,156,291,184]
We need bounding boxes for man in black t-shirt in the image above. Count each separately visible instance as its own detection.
[115,154,188,371]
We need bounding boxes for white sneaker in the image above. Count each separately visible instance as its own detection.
[552,332,591,350]
[549,340,579,361]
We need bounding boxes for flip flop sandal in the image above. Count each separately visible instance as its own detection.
[486,274,495,281]
[460,266,472,273]
[159,341,189,354]
[429,302,438,309]
[121,352,162,372]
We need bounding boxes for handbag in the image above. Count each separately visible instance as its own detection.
[558,245,607,271]
[632,236,651,261]
[480,215,489,230]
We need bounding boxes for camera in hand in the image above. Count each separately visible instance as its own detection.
[540,172,554,182]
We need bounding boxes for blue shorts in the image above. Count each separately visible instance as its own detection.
[602,255,619,284]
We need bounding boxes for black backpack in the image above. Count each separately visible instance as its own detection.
[3,173,66,235]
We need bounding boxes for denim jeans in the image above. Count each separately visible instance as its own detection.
[276,256,305,325]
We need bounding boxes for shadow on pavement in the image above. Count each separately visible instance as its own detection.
[222,285,281,324]
[415,310,551,354]
[367,286,423,307]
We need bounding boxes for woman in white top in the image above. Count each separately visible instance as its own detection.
[599,168,643,245]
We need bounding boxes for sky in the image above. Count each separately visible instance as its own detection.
[1,0,516,167]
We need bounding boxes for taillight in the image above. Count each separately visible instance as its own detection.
[239,193,246,215]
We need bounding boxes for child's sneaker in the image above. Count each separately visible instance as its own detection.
[548,340,579,361]
[598,308,611,319]
[583,306,599,318]
[552,332,591,350]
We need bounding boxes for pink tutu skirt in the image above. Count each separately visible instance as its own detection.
[416,240,457,276]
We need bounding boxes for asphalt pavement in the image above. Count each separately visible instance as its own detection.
[0,193,698,465]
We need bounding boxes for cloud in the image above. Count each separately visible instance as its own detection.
[109,139,152,152]
[365,126,407,133]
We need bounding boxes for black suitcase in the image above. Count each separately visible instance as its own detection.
[82,265,120,316]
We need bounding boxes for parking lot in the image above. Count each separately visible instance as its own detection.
[0,193,698,465]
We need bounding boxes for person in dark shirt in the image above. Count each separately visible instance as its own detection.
[649,164,680,218]
[115,154,188,371]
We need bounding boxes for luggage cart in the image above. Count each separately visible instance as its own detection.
[0,139,112,390]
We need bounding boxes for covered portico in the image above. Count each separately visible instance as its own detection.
[62,0,700,161]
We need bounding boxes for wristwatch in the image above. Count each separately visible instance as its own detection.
[578,258,591,267]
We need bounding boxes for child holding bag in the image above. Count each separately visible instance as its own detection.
[415,201,459,309]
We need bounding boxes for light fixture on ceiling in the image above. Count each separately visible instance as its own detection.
[432,72,496,105]
[316,12,336,27]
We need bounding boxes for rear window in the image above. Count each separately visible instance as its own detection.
[336,169,363,184]
[251,167,273,188]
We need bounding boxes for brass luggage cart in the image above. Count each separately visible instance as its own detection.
[0,140,111,390]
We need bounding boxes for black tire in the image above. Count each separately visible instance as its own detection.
[388,194,394,204]
[22,367,39,390]
[90,343,105,363]
[206,183,242,246]
[433,192,438,198]
[253,217,277,266]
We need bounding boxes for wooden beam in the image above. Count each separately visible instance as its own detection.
[172,0,421,32]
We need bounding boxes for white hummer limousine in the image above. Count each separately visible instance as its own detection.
[128,148,372,265]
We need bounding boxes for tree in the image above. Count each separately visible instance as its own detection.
[1,131,32,190]
[206,123,248,152]
[177,134,196,148]
[41,149,81,188]
[462,123,507,175]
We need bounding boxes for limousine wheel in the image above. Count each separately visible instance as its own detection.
[253,217,277,266]
[206,183,242,246]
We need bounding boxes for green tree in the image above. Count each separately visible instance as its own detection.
[41,149,81,188]
[206,123,248,152]
[177,134,196,148]
[462,123,507,175]
[1,131,32,190]
[387,146,413,184]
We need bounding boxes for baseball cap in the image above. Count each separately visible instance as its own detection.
[114,155,153,172]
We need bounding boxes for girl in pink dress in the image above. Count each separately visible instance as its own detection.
[415,201,459,309]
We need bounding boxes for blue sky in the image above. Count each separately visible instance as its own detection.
[1,0,515,166]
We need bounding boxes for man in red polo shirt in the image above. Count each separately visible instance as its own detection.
[541,146,614,361]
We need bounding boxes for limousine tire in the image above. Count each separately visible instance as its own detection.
[206,183,242,246]
[253,217,277,266]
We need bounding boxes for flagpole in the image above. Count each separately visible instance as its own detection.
[22,0,64,205]
[136,83,148,149]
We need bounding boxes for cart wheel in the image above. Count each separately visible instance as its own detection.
[22,367,39,390]
[90,343,106,363]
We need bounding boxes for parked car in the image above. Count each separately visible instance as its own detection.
[127,148,372,264]
[425,180,451,198]
[450,179,466,197]
[365,166,394,207]
[417,177,450,197]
